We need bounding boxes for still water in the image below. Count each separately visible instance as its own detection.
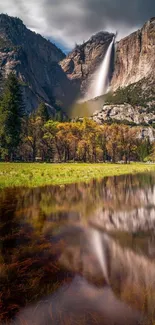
[1,172,155,324]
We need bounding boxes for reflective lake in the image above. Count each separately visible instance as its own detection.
[1,172,155,324]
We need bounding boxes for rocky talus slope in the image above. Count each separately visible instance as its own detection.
[93,104,155,125]
[92,103,155,141]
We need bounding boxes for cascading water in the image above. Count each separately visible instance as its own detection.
[85,37,115,101]
[72,35,115,118]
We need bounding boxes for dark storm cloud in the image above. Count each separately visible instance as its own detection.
[0,0,155,48]
[83,0,154,27]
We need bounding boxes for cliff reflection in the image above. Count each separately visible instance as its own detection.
[1,172,155,322]
[2,172,155,234]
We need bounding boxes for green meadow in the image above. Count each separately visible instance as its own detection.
[0,162,155,189]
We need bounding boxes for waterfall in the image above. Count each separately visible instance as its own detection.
[85,37,114,101]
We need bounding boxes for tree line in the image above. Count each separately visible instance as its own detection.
[0,72,154,163]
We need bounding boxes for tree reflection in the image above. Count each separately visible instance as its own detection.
[1,172,155,322]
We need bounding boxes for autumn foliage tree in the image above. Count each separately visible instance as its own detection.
[0,74,153,164]
[12,117,154,163]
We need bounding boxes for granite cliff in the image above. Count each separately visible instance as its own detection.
[0,14,76,113]
[111,17,155,91]
[61,17,155,123]
[60,31,114,98]
[93,104,155,126]
[61,17,155,102]
[0,14,155,119]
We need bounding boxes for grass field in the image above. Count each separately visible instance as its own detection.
[0,162,155,189]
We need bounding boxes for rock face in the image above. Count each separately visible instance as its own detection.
[92,103,155,141]
[0,14,76,113]
[111,17,155,91]
[93,104,155,125]
[61,17,155,104]
[79,17,155,129]
[60,32,114,98]
[0,14,155,118]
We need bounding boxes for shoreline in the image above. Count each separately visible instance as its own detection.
[0,162,155,189]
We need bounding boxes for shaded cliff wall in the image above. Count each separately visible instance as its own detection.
[111,17,155,90]
[0,14,76,113]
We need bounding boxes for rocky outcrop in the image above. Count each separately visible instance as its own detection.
[111,17,155,91]
[93,104,155,125]
[60,32,114,98]
[0,14,76,113]
[92,103,155,141]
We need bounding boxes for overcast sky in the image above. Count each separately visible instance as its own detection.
[0,0,154,50]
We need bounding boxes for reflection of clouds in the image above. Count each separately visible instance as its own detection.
[54,225,155,320]
[1,177,155,324]
[13,276,143,325]
[43,224,155,321]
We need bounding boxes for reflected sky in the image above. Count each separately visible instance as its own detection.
[1,172,155,323]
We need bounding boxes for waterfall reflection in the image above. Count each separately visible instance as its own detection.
[1,172,155,323]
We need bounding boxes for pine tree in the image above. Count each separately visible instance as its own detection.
[0,72,24,161]
[0,69,4,99]
[55,110,63,122]
[37,102,50,122]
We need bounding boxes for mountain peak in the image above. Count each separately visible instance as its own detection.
[149,17,155,23]
[0,13,23,24]
[0,13,74,113]
[0,14,25,38]
[90,31,114,42]
[0,13,65,58]
[0,14,30,47]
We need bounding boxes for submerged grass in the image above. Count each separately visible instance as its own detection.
[0,162,155,189]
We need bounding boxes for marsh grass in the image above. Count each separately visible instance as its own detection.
[0,162,155,189]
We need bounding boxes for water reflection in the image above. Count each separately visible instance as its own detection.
[13,277,144,325]
[1,172,155,323]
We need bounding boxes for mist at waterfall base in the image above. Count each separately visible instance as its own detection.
[70,37,115,118]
